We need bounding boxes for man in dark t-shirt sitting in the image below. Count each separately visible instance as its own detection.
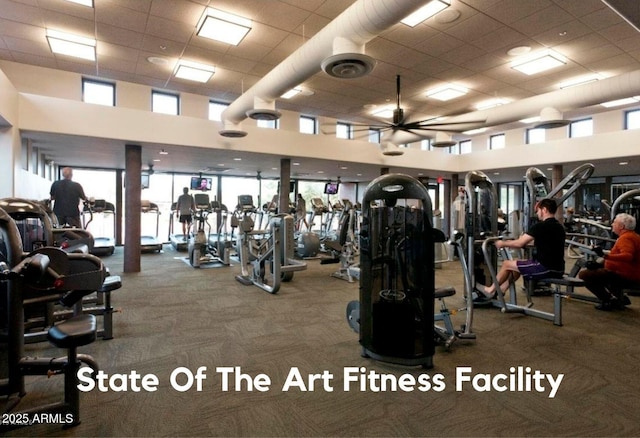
[475,198,565,301]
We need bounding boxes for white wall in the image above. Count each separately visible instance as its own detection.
[2,59,640,196]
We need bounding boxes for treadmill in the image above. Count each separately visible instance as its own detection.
[141,200,163,253]
[84,199,116,256]
[169,201,189,252]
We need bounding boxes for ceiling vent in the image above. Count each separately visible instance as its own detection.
[321,37,375,79]
[432,132,456,148]
[321,53,376,78]
[381,141,404,156]
[534,107,570,129]
[246,97,282,121]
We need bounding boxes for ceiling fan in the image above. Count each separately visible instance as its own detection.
[322,75,484,144]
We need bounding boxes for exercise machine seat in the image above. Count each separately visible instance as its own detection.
[434,286,456,299]
[100,275,121,292]
[47,314,97,348]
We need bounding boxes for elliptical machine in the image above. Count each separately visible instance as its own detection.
[188,193,231,268]
[234,195,306,294]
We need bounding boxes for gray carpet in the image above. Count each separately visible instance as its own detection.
[4,245,640,437]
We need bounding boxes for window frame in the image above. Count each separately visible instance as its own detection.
[82,78,116,106]
[152,90,180,115]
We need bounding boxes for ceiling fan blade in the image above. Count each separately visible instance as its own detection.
[406,118,487,127]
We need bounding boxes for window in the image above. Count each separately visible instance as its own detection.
[152,90,179,115]
[625,109,640,129]
[489,134,505,150]
[526,128,545,144]
[569,118,593,138]
[420,139,432,151]
[82,78,115,106]
[448,143,460,155]
[300,116,317,134]
[368,129,381,143]
[257,119,279,129]
[336,122,353,139]
[459,140,472,154]
[209,101,228,121]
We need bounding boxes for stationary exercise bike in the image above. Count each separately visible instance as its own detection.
[0,207,103,431]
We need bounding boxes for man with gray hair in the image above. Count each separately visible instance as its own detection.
[50,167,87,228]
[579,213,640,310]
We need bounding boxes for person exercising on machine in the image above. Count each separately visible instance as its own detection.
[175,187,196,240]
[474,198,565,302]
[578,213,639,310]
[49,167,87,228]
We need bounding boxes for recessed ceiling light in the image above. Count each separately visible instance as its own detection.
[293,162,300,166]
[520,116,540,124]
[233,157,242,161]
[463,127,487,135]
[426,84,468,101]
[476,98,510,110]
[159,149,168,155]
[281,86,302,99]
[511,49,566,75]
[174,60,215,83]
[619,161,629,165]
[46,29,96,61]
[147,56,169,66]
[196,7,252,46]
[401,0,451,27]
[559,74,602,89]
[64,0,93,6]
[600,97,640,108]
[372,105,395,118]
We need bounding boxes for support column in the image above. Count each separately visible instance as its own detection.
[115,169,123,246]
[280,158,291,214]
[124,144,141,273]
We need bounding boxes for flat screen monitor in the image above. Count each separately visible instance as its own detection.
[141,174,150,189]
[324,182,339,195]
[190,176,212,191]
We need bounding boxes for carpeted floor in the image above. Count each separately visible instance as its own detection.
[3,244,640,437]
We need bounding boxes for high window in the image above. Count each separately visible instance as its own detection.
[569,118,593,138]
[526,128,545,144]
[209,101,228,121]
[489,134,505,150]
[82,78,115,106]
[300,116,317,134]
[336,122,353,139]
[625,109,640,129]
[152,91,179,115]
[257,119,279,129]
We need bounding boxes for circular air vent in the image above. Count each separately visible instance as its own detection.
[219,129,248,138]
[246,109,281,121]
[321,53,376,79]
[534,119,570,129]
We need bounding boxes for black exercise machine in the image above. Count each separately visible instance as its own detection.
[346,174,435,368]
[0,207,102,431]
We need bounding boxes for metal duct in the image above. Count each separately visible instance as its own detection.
[388,68,640,145]
[219,0,431,137]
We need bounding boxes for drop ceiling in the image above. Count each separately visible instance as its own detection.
[1,0,640,183]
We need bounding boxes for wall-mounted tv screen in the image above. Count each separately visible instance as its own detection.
[191,176,212,191]
[324,182,339,195]
[141,173,150,189]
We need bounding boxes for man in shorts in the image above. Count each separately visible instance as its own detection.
[175,187,196,240]
[475,198,565,301]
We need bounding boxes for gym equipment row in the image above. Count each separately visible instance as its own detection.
[0,206,117,431]
[0,198,120,340]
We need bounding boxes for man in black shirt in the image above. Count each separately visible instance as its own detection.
[50,167,87,228]
[475,198,565,301]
